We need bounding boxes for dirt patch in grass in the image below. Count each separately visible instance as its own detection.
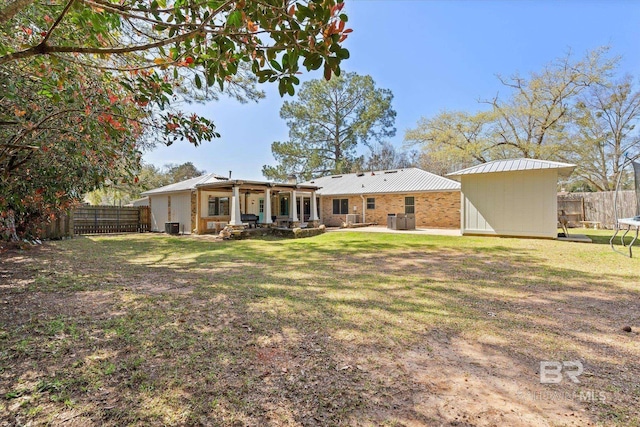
[1,233,639,426]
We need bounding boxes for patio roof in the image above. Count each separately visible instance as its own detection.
[141,173,229,196]
[142,174,318,196]
[195,179,318,192]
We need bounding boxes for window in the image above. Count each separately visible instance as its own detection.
[208,196,229,216]
[207,197,217,216]
[259,199,264,213]
[405,196,415,214]
[333,198,349,215]
[366,197,375,209]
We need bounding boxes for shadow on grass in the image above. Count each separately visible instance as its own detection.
[1,233,639,425]
[560,226,637,245]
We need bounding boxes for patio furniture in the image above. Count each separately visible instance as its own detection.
[240,214,259,228]
[610,157,640,257]
[387,213,416,230]
[579,220,601,229]
[558,210,570,237]
[275,215,290,228]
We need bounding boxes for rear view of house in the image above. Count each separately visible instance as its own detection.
[304,168,461,228]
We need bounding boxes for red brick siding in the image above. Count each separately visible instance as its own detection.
[320,191,460,228]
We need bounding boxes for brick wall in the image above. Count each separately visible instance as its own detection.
[320,191,460,228]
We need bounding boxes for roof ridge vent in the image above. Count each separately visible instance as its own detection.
[383,170,398,174]
[331,175,342,179]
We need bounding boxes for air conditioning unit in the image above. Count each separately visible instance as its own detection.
[165,222,180,235]
[345,214,359,224]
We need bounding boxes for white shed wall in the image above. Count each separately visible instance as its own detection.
[150,195,168,232]
[461,169,558,238]
[150,192,192,233]
[170,192,192,234]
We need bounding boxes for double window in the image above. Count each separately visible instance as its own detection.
[332,198,349,215]
[405,197,415,214]
[208,196,229,216]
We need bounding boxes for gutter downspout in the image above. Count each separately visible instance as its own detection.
[360,195,366,224]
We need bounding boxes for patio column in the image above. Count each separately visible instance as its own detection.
[290,189,299,223]
[229,185,243,226]
[310,191,319,221]
[194,188,201,234]
[263,188,272,224]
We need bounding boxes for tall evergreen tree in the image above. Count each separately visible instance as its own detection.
[263,72,396,181]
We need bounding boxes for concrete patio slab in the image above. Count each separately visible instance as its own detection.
[326,226,462,236]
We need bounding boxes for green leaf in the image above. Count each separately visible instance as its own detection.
[270,60,282,72]
[227,10,242,27]
[195,74,202,89]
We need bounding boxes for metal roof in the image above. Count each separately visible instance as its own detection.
[303,168,460,196]
[141,173,318,196]
[141,172,229,195]
[447,158,576,178]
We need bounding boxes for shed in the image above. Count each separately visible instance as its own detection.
[447,159,575,238]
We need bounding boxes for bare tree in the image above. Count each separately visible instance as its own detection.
[562,75,640,190]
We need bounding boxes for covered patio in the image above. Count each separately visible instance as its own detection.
[193,179,320,234]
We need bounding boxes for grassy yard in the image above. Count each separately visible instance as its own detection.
[1,231,639,426]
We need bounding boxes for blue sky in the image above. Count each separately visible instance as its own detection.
[143,0,640,180]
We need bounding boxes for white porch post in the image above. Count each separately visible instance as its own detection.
[290,189,299,222]
[263,188,272,224]
[310,191,319,221]
[229,185,242,226]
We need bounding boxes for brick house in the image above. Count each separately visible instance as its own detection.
[142,173,320,234]
[303,168,461,228]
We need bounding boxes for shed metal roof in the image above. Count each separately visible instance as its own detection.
[447,158,576,178]
[141,172,229,195]
[303,168,460,196]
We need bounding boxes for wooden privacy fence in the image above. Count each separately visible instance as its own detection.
[43,211,73,239]
[557,197,585,227]
[558,191,636,229]
[73,206,150,234]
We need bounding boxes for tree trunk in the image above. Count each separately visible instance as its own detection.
[4,210,19,242]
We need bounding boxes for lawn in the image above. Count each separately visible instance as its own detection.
[1,231,639,426]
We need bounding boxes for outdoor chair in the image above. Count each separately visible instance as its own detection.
[610,157,640,257]
[558,210,570,237]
